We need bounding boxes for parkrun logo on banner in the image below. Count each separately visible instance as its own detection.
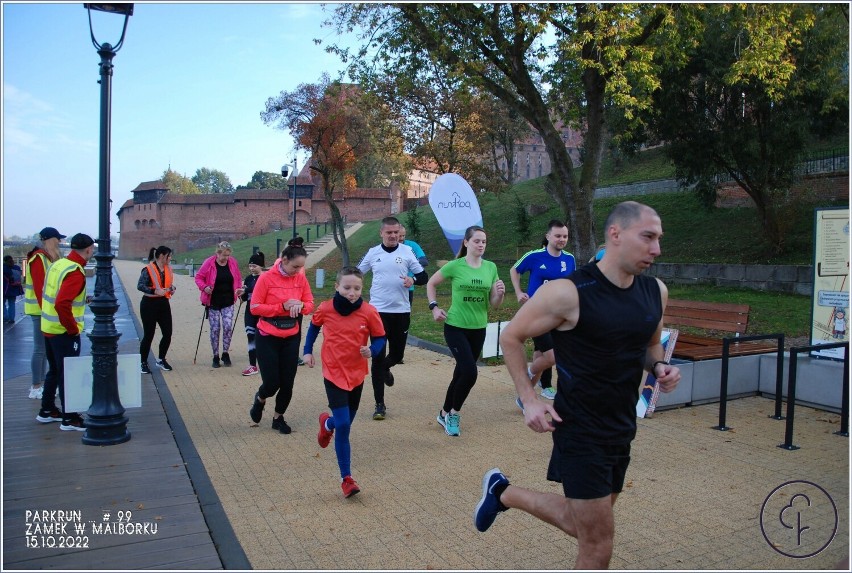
[437,192,473,210]
[429,173,484,257]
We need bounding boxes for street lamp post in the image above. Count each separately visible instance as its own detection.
[82,3,133,446]
[282,158,298,240]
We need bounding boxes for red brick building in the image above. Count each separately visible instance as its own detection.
[117,165,402,259]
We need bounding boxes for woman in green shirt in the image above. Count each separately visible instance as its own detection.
[426,225,505,437]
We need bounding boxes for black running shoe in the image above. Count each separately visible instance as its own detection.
[250,392,265,423]
[141,361,151,374]
[222,352,232,367]
[385,370,395,387]
[212,355,221,368]
[156,358,173,371]
[271,417,291,434]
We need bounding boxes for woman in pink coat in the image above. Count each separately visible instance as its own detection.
[194,241,244,368]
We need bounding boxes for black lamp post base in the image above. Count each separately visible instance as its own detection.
[82,416,130,446]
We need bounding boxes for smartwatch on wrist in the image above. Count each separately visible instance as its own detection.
[429,301,439,311]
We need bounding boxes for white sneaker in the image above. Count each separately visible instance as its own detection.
[540,387,557,400]
[28,387,42,399]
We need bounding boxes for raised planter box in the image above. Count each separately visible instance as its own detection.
[689,354,763,404]
[758,353,845,413]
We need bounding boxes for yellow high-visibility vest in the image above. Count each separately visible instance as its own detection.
[23,251,50,316]
[40,258,86,335]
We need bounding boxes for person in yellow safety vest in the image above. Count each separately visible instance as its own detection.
[23,227,65,400]
[36,233,96,432]
[137,245,176,374]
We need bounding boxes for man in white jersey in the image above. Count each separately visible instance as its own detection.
[357,216,428,420]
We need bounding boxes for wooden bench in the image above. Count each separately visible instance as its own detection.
[664,299,779,361]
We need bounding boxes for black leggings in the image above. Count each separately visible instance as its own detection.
[255,332,300,415]
[442,323,486,413]
[371,312,410,403]
[139,296,172,361]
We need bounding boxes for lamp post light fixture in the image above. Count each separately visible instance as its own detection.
[82,2,133,446]
[282,158,299,239]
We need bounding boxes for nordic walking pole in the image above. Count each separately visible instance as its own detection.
[193,306,208,365]
[228,299,243,341]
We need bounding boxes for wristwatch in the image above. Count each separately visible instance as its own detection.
[429,301,439,310]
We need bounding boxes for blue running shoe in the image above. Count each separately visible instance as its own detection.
[445,412,460,436]
[474,468,509,532]
[436,411,447,429]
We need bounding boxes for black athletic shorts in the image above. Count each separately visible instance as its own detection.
[532,331,554,353]
[546,430,631,500]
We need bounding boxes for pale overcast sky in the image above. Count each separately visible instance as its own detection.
[2,2,357,239]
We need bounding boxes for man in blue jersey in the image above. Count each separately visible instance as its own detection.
[357,217,428,420]
[476,201,681,570]
[510,219,576,402]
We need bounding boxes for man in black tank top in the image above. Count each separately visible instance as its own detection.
[473,201,681,569]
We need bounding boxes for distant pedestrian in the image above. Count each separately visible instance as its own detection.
[37,233,98,432]
[303,267,386,498]
[357,216,427,421]
[137,246,176,374]
[248,243,314,434]
[194,241,244,368]
[23,227,65,399]
[399,225,429,305]
[426,225,505,437]
[3,255,24,323]
[241,251,265,376]
[509,220,576,403]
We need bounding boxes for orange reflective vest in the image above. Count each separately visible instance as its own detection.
[145,262,173,298]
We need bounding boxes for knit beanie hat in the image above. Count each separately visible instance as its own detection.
[249,251,265,267]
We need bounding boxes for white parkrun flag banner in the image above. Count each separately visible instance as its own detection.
[428,173,484,257]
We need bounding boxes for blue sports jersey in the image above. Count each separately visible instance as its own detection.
[513,248,576,297]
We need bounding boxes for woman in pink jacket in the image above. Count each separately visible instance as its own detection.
[194,241,244,368]
[248,243,314,434]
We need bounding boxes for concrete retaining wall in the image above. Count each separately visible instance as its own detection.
[648,262,813,295]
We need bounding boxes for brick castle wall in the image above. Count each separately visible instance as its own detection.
[119,192,398,259]
[716,173,848,208]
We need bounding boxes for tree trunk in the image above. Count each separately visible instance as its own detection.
[324,190,350,267]
[747,185,786,255]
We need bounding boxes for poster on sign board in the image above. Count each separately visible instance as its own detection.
[810,207,849,360]
[428,173,483,257]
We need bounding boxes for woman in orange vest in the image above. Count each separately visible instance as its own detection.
[137,246,176,374]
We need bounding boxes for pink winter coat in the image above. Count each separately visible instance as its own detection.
[194,254,242,307]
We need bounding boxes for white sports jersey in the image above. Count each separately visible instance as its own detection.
[357,243,424,313]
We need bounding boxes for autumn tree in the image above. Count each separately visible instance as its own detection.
[647,3,849,255]
[322,4,674,261]
[261,75,375,266]
[161,168,200,195]
[192,167,234,194]
[363,62,525,194]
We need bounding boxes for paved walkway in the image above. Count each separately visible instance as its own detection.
[2,242,849,569]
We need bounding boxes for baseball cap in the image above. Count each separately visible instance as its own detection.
[39,227,66,241]
[69,233,97,249]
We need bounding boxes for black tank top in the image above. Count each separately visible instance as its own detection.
[552,263,662,445]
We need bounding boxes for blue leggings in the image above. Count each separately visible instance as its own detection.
[323,379,364,479]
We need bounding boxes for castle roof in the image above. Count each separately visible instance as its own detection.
[131,180,168,192]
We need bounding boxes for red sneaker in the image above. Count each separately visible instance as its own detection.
[341,475,360,498]
[318,412,333,448]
